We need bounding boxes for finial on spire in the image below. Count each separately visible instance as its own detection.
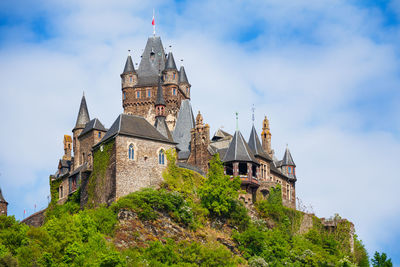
[83,91,85,97]
[251,104,255,125]
[128,49,131,56]
[235,112,239,130]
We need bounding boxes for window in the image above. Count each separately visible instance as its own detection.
[287,185,291,201]
[59,186,63,198]
[159,149,165,165]
[173,73,176,79]
[147,90,151,98]
[172,88,176,96]
[129,144,134,160]
[186,88,188,95]
[136,91,140,98]
[98,132,101,138]
[123,92,126,100]
[129,76,133,82]
[288,167,292,174]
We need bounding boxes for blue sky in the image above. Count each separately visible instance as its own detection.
[1,0,400,263]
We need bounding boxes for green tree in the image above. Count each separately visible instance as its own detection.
[198,154,241,217]
[372,252,393,267]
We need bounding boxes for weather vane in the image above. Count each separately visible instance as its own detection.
[235,112,239,130]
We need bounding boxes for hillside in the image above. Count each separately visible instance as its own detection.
[0,153,369,266]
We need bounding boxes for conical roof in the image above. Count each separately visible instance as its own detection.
[154,116,173,141]
[155,76,166,106]
[75,95,90,129]
[248,125,271,161]
[0,188,7,204]
[123,55,135,74]
[282,146,296,167]
[179,66,189,84]
[165,52,177,70]
[137,36,166,86]
[172,99,195,160]
[223,130,258,163]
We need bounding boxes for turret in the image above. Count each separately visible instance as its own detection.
[63,135,72,161]
[281,146,296,179]
[261,116,273,157]
[121,53,138,108]
[72,94,90,169]
[179,66,191,98]
[154,76,173,141]
[0,188,8,216]
[163,52,178,86]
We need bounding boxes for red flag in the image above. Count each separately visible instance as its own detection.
[152,16,155,26]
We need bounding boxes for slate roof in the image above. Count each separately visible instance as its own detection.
[137,36,166,86]
[212,129,232,141]
[155,76,166,106]
[75,95,90,129]
[282,147,296,167]
[172,99,195,160]
[99,114,175,145]
[0,188,7,203]
[248,125,272,161]
[154,116,173,141]
[222,130,258,163]
[79,118,107,138]
[179,66,189,84]
[164,52,177,71]
[177,162,205,176]
[123,55,135,74]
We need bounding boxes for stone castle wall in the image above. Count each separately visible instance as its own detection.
[115,136,175,200]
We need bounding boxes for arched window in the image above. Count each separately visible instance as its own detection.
[158,149,165,165]
[129,144,134,160]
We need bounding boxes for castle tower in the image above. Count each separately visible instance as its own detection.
[0,188,8,216]
[121,36,190,131]
[187,111,210,173]
[121,53,138,114]
[72,94,90,169]
[63,135,72,161]
[154,76,173,141]
[281,146,296,179]
[178,66,191,99]
[261,116,273,157]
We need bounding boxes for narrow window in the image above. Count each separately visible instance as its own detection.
[147,90,151,98]
[98,132,101,138]
[173,73,176,79]
[288,167,292,174]
[173,88,176,96]
[130,76,133,82]
[129,144,134,160]
[136,91,140,98]
[159,149,165,165]
[123,92,126,100]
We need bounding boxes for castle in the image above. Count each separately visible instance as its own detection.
[48,34,297,209]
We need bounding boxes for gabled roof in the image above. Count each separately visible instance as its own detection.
[164,52,177,71]
[137,36,166,86]
[282,147,296,167]
[99,114,175,145]
[179,66,189,84]
[248,125,272,161]
[154,116,173,141]
[74,95,90,129]
[172,100,195,160]
[79,118,107,138]
[155,76,166,106]
[222,130,258,163]
[0,188,6,203]
[122,55,135,74]
[212,129,232,141]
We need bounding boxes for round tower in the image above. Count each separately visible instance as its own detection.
[261,116,273,157]
[121,53,138,114]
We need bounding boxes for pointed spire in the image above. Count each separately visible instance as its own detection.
[123,52,135,74]
[0,188,6,203]
[282,146,296,166]
[179,66,189,84]
[165,52,177,70]
[248,125,271,160]
[155,76,166,106]
[75,94,90,129]
[223,130,258,163]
